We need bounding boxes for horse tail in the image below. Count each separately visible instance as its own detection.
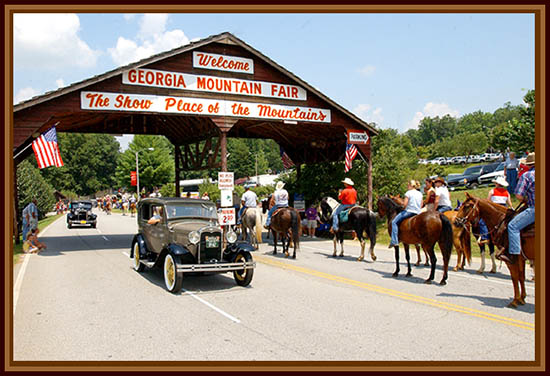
[438,213,453,265]
[290,209,301,249]
[368,210,378,236]
[254,207,263,244]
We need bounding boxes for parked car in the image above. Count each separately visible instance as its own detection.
[430,157,448,165]
[446,163,500,190]
[449,156,467,165]
[418,159,429,165]
[478,162,506,185]
[131,197,256,293]
[479,153,491,162]
[467,155,481,163]
[67,201,97,228]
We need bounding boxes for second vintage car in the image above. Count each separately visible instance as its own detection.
[131,197,256,293]
[67,200,97,228]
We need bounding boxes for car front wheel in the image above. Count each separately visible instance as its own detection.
[164,252,183,293]
[132,241,146,272]
[233,252,254,287]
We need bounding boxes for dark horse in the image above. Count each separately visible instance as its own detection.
[266,195,301,259]
[455,193,535,308]
[319,197,377,261]
[377,196,453,285]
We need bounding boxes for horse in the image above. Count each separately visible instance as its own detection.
[266,196,301,258]
[319,197,377,262]
[454,193,535,308]
[240,207,263,249]
[377,196,453,285]
[130,201,137,217]
[390,195,471,272]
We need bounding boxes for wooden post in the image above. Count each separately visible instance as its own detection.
[220,131,228,172]
[367,155,373,210]
[296,163,301,181]
[174,144,181,198]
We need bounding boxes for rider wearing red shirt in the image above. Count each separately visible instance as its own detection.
[332,178,357,232]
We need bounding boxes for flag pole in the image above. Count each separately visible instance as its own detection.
[13,121,60,161]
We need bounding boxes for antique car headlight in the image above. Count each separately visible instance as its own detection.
[189,231,200,245]
[226,229,237,243]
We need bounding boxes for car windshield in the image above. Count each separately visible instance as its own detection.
[496,162,505,171]
[464,166,482,174]
[74,202,92,210]
[166,203,218,220]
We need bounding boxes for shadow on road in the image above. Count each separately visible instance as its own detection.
[38,234,133,255]
[134,266,246,294]
[437,292,535,312]
[367,267,450,286]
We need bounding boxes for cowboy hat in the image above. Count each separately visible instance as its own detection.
[342,178,354,186]
[492,176,509,187]
[525,152,535,165]
[434,177,446,185]
[275,181,285,190]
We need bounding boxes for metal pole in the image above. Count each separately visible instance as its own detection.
[255,154,258,185]
[136,152,140,201]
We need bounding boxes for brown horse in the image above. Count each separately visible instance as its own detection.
[377,197,453,285]
[267,196,301,258]
[454,193,535,308]
[390,195,471,270]
[130,201,137,217]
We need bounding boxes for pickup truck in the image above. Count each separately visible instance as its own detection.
[446,163,500,190]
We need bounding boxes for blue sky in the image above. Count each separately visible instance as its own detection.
[13,13,534,149]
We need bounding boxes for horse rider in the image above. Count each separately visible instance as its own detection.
[421,178,436,212]
[388,180,423,248]
[237,185,258,225]
[330,178,357,233]
[497,152,535,264]
[264,181,289,229]
[433,177,453,212]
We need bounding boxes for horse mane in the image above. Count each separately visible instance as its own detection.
[325,196,339,211]
[465,195,508,214]
[379,196,403,213]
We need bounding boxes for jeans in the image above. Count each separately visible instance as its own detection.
[237,206,247,224]
[332,204,353,231]
[437,205,452,213]
[266,204,287,226]
[508,206,535,255]
[390,211,416,246]
[506,169,518,194]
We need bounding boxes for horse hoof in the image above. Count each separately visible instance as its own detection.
[273,251,277,255]
[518,299,526,305]
[339,254,344,257]
[392,272,399,278]
[415,262,420,267]
[453,267,458,272]
[357,256,364,261]
[424,262,430,266]
[371,255,377,261]
[439,280,447,286]
[476,269,483,274]
[508,301,518,308]
[284,252,289,258]
[424,279,432,284]
[406,272,412,277]
[332,253,337,258]
[292,255,296,259]
[490,269,497,274]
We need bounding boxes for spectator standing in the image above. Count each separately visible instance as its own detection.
[22,198,38,241]
[305,204,318,238]
[504,151,519,194]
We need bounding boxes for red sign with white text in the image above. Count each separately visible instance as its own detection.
[218,208,236,226]
[130,171,137,186]
[347,130,370,144]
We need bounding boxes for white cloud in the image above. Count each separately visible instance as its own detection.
[123,14,137,21]
[353,103,384,125]
[407,102,460,129]
[358,65,376,77]
[14,13,100,70]
[14,87,39,104]
[115,134,134,151]
[108,14,189,66]
[55,78,65,88]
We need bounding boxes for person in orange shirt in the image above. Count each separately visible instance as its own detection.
[331,178,357,232]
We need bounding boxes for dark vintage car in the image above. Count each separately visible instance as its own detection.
[67,201,97,228]
[131,198,255,293]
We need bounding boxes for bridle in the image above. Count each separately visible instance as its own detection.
[454,200,480,228]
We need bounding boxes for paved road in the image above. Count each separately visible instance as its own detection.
[13,209,535,361]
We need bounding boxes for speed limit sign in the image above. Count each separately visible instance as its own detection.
[218,208,236,226]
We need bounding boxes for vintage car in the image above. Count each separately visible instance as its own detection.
[67,200,97,228]
[131,197,255,293]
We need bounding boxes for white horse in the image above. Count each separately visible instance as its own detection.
[241,207,263,249]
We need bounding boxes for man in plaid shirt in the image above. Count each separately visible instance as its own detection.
[497,152,535,264]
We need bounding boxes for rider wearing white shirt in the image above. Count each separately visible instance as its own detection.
[265,181,289,228]
[389,180,423,248]
[434,177,452,212]
[237,185,257,224]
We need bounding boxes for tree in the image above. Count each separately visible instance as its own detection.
[115,135,174,194]
[39,133,120,196]
[17,160,56,220]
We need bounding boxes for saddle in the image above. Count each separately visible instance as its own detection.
[492,206,535,248]
[272,206,289,218]
[338,206,358,224]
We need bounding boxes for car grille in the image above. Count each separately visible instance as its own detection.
[75,211,88,220]
[199,232,222,263]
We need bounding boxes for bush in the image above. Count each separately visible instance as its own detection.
[17,160,56,219]
[160,182,175,197]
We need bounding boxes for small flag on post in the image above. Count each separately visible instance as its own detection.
[280,146,295,169]
[344,143,358,172]
[32,126,64,169]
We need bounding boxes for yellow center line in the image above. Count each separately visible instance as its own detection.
[255,255,535,331]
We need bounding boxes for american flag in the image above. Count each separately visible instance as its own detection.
[280,146,295,169]
[32,126,64,169]
[344,143,358,172]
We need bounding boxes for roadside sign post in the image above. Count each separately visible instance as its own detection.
[218,172,235,248]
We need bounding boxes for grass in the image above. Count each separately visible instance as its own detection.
[13,214,64,264]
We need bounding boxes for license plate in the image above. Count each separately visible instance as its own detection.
[80,220,87,224]
[205,236,220,248]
